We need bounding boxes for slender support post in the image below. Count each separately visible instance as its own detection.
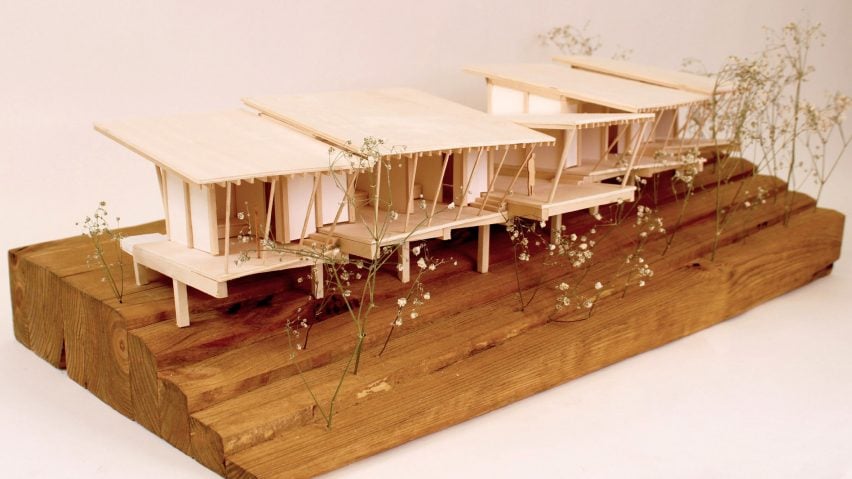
[311,262,324,299]
[455,147,484,220]
[622,122,650,187]
[478,147,509,215]
[405,156,418,231]
[299,173,320,245]
[264,178,277,241]
[548,129,577,203]
[550,215,562,245]
[676,104,696,151]
[326,170,358,246]
[373,158,383,238]
[224,182,231,274]
[397,241,410,283]
[314,173,324,229]
[477,225,490,273]
[661,109,679,149]
[173,279,190,328]
[428,153,450,226]
[133,261,150,286]
[496,146,536,212]
[589,122,630,174]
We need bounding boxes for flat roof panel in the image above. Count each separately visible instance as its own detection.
[553,55,734,95]
[465,63,709,112]
[95,109,339,184]
[243,88,555,157]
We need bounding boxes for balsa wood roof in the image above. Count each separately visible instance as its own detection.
[553,55,734,95]
[243,88,555,158]
[465,63,709,113]
[95,109,341,185]
[497,112,654,130]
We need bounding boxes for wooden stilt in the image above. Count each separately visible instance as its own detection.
[224,182,231,274]
[477,225,490,274]
[172,279,190,328]
[549,215,562,245]
[311,262,324,299]
[133,260,150,286]
[397,241,410,283]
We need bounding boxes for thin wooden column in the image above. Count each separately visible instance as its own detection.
[428,153,450,226]
[496,146,536,210]
[173,279,190,328]
[397,241,410,283]
[224,182,232,274]
[550,215,562,245]
[405,155,418,231]
[299,173,321,245]
[264,178,277,241]
[548,129,578,203]
[311,262,324,299]
[477,225,490,274]
[622,122,651,187]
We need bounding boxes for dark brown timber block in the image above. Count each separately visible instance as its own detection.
[7,165,844,478]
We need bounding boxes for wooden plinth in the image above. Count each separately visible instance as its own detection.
[8,159,844,478]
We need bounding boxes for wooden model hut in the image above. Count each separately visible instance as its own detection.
[243,88,556,281]
[464,62,729,181]
[95,110,351,326]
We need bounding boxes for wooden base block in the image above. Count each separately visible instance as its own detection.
[7,160,844,478]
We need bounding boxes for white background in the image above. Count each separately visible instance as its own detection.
[1,1,850,477]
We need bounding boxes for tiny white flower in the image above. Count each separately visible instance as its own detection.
[417,257,427,269]
[396,264,404,272]
[428,263,436,271]
[594,281,603,290]
[412,245,421,256]
[540,221,547,228]
[447,202,455,209]
[389,210,399,220]
[397,298,407,308]
[638,280,646,287]
[558,282,569,291]
[393,317,403,327]
[410,311,419,319]
[423,292,431,300]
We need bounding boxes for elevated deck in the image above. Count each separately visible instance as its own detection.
[318,203,505,259]
[473,177,635,221]
[559,154,706,184]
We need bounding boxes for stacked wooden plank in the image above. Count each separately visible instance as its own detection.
[8,158,844,478]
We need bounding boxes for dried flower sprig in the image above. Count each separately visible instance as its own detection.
[77,201,125,303]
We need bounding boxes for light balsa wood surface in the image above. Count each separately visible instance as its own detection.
[465,64,709,112]
[95,110,342,185]
[553,55,734,95]
[497,112,653,129]
[243,88,555,158]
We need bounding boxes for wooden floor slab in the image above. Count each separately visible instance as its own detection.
[8,159,844,478]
